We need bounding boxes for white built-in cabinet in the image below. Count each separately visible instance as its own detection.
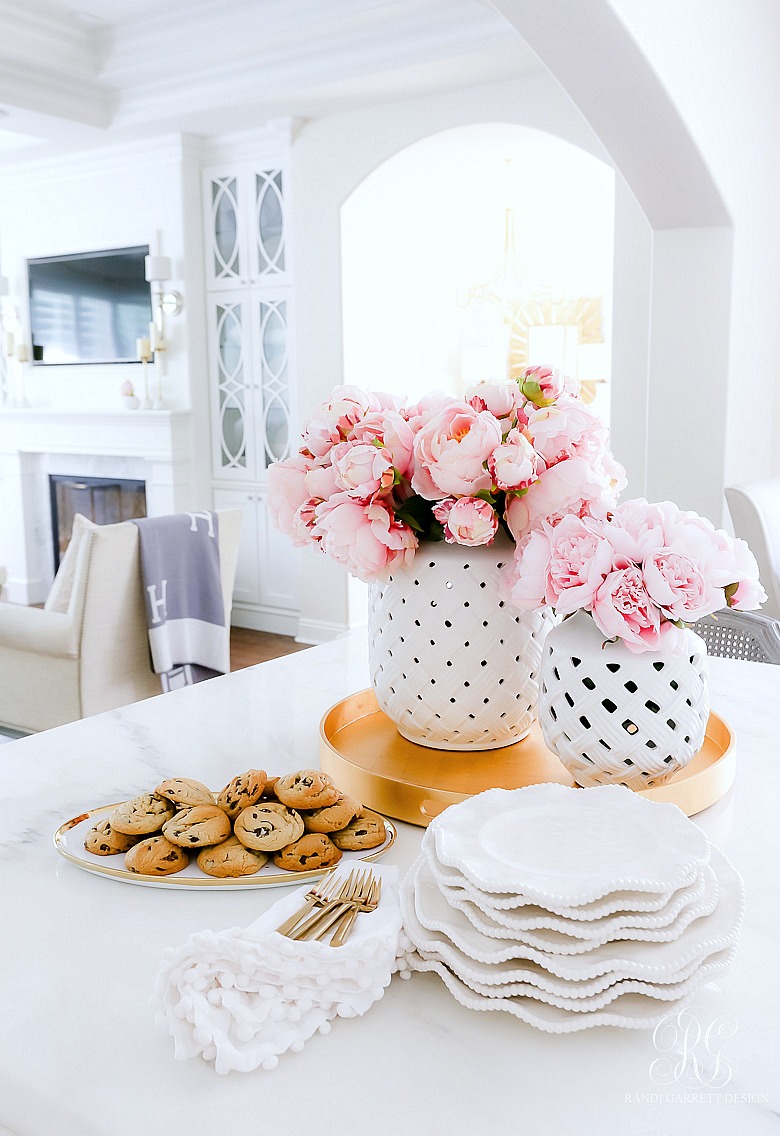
[203,149,299,634]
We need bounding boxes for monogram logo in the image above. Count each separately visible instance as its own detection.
[146,579,168,625]
[188,511,215,537]
[649,1005,736,1088]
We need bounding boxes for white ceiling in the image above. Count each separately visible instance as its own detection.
[0,0,541,159]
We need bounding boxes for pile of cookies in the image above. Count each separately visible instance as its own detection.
[83,769,387,879]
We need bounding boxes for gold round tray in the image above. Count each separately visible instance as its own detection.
[320,689,735,828]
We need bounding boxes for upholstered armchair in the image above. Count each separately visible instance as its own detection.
[725,479,780,620]
[0,509,241,734]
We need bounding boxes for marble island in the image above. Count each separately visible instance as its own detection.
[0,632,778,1136]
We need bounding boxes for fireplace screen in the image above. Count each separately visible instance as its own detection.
[49,474,147,572]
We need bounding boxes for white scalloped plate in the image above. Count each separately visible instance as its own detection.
[423,860,719,953]
[402,952,734,1032]
[423,829,701,920]
[425,842,716,939]
[401,886,735,1000]
[430,785,711,906]
[404,846,744,982]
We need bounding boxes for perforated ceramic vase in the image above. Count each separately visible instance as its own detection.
[368,534,555,751]
[538,612,710,790]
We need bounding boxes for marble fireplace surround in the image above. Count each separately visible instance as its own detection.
[0,408,192,605]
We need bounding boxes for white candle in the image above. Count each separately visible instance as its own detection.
[136,336,151,360]
[5,331,14,357]
[16,343,28,363]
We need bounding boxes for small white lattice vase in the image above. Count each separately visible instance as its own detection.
[538,612,710,790]
[368,534,555,751]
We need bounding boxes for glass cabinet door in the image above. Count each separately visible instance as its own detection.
[211,296,256,479]
[253,295,292,469]
[253,169,286,280]
[206,174,243,288]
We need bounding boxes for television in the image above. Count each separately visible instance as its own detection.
[28,246,152,365]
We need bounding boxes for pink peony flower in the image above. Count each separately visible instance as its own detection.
[525,396,607,468]
[542,514,615,615]
[411,401,502,500]
[312,494,417,582]
[347,410,415,477]
[331,441,395,500]
[488,427,541,491]
[608,498,669,561]
[521,365,579,403]
[505,458,615,540]
[300,384,381,458]
[465,380,523,422]
[643,550,719,620]
[503,528,552,609]
[591,557,672,652]
[404,391,453,433]
[267,454,316,542]
[433,496,499,546]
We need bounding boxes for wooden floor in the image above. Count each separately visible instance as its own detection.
[229,626,311,671]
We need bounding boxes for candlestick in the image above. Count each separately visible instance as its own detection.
[141,358,152,409]
[15,343,28,363]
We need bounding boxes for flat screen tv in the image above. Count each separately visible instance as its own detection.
[28,245,152,365]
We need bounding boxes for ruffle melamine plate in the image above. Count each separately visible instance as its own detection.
[431,784,711,906]
[424,841,717,938]
[403,846,744,983]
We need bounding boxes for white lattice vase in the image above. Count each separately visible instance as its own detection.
[538,612,710,790]
[368,535,555,751]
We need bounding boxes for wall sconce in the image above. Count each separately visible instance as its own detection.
[144,251,182,411]
[144,253,183,348]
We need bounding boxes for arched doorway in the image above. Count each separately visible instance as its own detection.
[341,123,615,424]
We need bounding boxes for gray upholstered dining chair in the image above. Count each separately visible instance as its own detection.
[691,608,780,664]
[725,479,780,620]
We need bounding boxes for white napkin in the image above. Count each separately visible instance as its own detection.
[153,863,402,1074]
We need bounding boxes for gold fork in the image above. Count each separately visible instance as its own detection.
[290,869,371,941]
[329,875,382,947]
[274,868,349,936]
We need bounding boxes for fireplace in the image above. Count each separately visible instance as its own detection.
[49,474,147,572]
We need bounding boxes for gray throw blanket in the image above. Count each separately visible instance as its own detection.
[133,511,227,691]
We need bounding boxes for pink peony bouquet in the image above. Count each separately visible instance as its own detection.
[267,368,626,583]
[505,497,767,653]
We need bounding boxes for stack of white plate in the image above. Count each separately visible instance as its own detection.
[400,784,744,1032]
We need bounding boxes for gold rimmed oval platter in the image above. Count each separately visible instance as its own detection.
[54,802,396,891]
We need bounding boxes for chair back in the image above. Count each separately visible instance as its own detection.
[691,608,780,664]
[54,509,242,718]
[725,480,780,619]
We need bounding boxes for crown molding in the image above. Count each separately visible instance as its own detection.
[0,132,191,183]
[0,60,112,128]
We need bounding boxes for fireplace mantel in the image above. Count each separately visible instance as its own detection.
[0,407,191,462]
[0,407,195,603]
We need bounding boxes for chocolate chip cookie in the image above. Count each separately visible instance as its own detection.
[272,833,343,872]
[216,769,267,820]
[330,809,387,851]
[233,801,304,851]
[110,793,175,835]
[84,817,140,856]
[303,794,362,834]
[196,835,268,878]
[155,777,215,807]
[125,834,190,876]
[274,769,340,810]
[162,805,232,847]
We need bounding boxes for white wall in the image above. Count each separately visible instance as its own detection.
[607,0,780,491]
[0,135,197,416]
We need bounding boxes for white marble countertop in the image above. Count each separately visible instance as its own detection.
[0,633,778,1136]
